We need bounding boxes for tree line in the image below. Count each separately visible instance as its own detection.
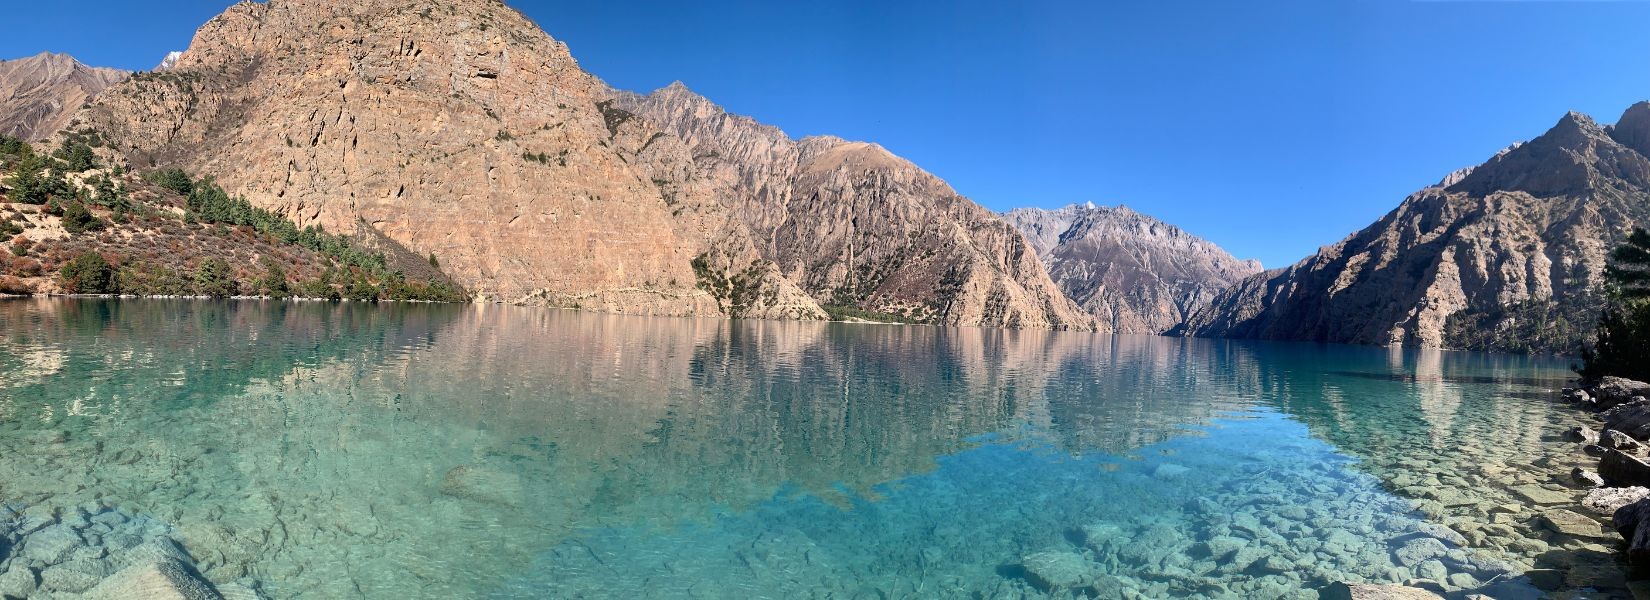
[1,134,467,302]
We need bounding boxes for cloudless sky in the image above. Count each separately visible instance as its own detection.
[4,0,1649,267]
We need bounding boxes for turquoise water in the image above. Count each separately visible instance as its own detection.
[0,300,1611,598]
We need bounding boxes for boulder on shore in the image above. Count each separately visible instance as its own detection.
[1594,377,1650,409]
[1605,401,1650,440]
[1585,486,1650,516]
[1614,498,1650,565]
[1599,448,1650,487]
[1606,429,1645,451]
[1573,468,1607,488]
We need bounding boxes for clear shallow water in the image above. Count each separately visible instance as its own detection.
[0,299,1610,598]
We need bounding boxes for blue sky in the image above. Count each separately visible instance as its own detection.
[4,1,1649,267]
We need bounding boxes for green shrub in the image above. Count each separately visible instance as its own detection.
[5,155,69,205]
[61,202,106,234]
[55,141,96,173]
[192,257,237,297]
[145,168,194,196]
[254,259,289,298]
[59,252,114,294]
[115,262,189,296]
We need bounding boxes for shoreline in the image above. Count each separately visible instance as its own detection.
[1552,376,1650,594]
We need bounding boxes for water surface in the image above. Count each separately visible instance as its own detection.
[0,300,1609,598]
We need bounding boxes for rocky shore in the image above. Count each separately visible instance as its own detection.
[0,500,264,599]
[1558,376,1650,593]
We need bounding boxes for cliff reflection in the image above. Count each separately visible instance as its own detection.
[331,308,1262,519]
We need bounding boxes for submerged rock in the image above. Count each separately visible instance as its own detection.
[1565,426,1600,444]
[1584,486,1650,516]
[1391,537,1447,567]
[1319,582,1444,599]
[1539,509,1607,539]
[1020,550,1094,591]
[21,524,86,564]
[0,567,38,599]
[81,559,222,600]
[439,464,527,507]
[1507,484,1573,505]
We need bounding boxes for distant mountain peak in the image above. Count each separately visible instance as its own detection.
[1611,101,1650,157]
[1185,100,1650,352]
[156,51,184,71]
[1447,106,1650,198]
[1003,203,1260,333]
[0,52,128,140]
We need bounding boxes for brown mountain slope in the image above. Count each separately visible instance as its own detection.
[0,52,127,141]
[1181,104,1650,351]
[1003,203,1261,334]
[59,0,1086,329]
[612,83,1095,330]
[63,0,822,319]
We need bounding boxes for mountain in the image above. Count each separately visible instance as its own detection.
[0,52,127,141]
[57,0,1092,330]
[62,0,823,320]
[613,82,1089,329]
[1181,103,1650,351]
[610,83,1093,330]
[1003,203,1262,334]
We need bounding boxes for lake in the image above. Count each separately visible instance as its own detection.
[0,299,1618,599]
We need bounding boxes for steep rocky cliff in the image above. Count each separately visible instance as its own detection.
[1003,203,1261,334]
[0,52,127,141]
[53,0,1092,328]
[65,0,823,319]
[611,83,1094,330]
[1182,104,1650,351]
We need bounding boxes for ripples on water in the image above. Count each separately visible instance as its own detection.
[0,299,1600,598]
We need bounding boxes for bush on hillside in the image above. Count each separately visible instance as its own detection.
[59,252,115,294]
[192,257,238,298]
[61,202,106,234]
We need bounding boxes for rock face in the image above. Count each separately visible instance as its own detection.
[612,83,1094,329]
[1002,203,1261,333]
[0,52,128,141]
[59,0,1087,329]
[1182,104,1650,350]
[68,0,798,317]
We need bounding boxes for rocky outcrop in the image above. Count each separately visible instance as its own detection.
[1182,105,1650,349]
[0,52,127,141]
[611,82,1095,330]
[1003,203,1261,333]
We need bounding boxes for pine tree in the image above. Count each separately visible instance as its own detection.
[1581,228,1650,381]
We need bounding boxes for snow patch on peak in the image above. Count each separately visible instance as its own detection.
[156,51,183,71]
